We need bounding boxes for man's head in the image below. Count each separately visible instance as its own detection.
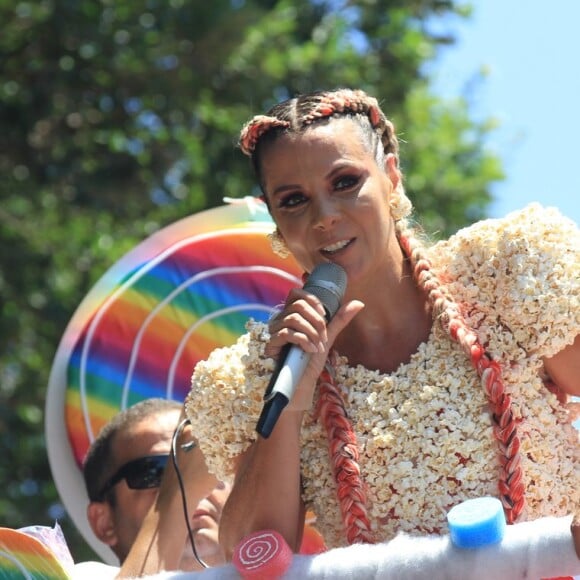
[83,398,229,567]
[83,399,180,562]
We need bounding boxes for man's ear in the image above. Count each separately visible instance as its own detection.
[87,501,117,547]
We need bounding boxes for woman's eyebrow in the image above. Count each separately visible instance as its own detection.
[270,183,301,197]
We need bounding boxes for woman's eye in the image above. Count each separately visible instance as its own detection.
[334,174,359,191]
[278,192,306,209]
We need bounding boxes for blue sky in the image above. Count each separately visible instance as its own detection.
[429,0,580,226]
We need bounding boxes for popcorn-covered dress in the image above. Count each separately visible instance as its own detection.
[185,204,579,549]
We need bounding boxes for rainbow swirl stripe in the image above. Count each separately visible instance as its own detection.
[63,211,301,467]
[0,528,71,579]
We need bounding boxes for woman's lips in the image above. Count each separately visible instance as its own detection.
[321,238,354,255]
[193,508,213,518]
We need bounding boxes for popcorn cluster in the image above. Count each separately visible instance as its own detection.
[185,204,579,548]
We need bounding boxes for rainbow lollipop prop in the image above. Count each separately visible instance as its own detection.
[45,198,302,564]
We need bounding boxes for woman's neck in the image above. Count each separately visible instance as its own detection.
[334,257,432,373]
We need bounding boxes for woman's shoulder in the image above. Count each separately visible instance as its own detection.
[429,203,579,283]
[192,320,270,376]
[428,203,579,357]
[185,320,273,479]
[432,203,578,259]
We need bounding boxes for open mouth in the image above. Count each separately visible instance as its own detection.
[322,238,353,255]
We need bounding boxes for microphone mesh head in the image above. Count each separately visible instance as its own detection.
[304,262,347,320]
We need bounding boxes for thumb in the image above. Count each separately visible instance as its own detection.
[327,299,365,344]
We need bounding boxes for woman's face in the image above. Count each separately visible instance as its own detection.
[261,118,401,284]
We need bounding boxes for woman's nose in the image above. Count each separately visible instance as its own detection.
[313,197,340,230]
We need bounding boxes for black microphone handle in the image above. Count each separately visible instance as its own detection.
[256,392,290,438]
[256,342,311,438]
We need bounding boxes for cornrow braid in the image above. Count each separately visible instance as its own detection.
[315,358,375,545]
[395,220,525,524]
[239,115,291,156]
[238,88,400,164]
[300,89,383,129]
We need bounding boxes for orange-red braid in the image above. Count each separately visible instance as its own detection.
[238,89,398,161]
[315,360,375,545]
[239,115,290,156]
[396,223,525,523]
[301,89,384,129]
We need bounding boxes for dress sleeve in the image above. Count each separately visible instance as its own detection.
[431,204,580,361]
[184,321,274,481]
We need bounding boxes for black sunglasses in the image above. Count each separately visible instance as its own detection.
[95,454,169,501]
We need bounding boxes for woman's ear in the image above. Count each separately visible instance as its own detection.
[87,501,117,547]
[384,153,401,192]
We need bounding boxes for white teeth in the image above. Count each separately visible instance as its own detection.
[324,240,349,252]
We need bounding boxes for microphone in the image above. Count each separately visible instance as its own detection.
[256,262,347,438]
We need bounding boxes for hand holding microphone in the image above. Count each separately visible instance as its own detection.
[256,262,348,438]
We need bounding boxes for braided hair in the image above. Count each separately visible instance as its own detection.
[240,88,524,543]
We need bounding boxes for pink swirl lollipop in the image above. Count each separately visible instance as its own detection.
[233,529,293,579]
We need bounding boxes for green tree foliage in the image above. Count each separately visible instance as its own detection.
[0,0,503,562]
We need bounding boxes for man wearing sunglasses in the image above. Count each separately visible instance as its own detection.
[81,398,231,575]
